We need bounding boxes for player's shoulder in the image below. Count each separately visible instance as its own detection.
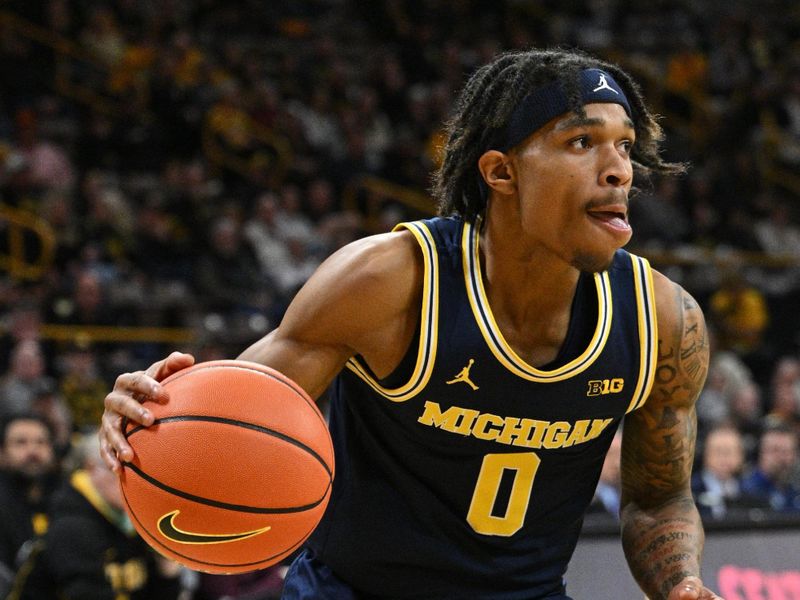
[299,227,424,318]
[650,268,707,347]
[324,228,422,285]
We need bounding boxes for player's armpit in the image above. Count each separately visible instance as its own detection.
[619,275,711,600]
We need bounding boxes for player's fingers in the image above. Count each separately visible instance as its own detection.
[102,372,160,459]
[98,413,125,472]
[99,400,138,468]
[103,376,160,459]
[115,370,168,407]
[149,352,195,381]
[105,388,151,423]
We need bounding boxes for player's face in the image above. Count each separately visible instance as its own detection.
[511,103,635,273]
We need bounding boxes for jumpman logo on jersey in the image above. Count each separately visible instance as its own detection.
[593,73,619,94]
[446,359,479,391]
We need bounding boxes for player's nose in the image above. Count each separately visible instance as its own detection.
[598,145,632,188]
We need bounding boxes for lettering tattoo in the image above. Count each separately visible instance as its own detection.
[620,284,709,599]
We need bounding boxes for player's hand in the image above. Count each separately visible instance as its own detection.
[668,576,724,599]
[99,351,195,472]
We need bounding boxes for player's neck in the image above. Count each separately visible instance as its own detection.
[479,217,580,365]
[479,214,580,320]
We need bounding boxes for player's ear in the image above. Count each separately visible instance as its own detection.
[477,150,514,196]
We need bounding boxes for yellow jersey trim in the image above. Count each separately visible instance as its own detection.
[462,220,612,382]
[344,221,438,402]
[626,254,658,412]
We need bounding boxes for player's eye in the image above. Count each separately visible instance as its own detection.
[569,136,590,150]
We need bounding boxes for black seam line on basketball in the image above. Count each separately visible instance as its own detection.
[127,415,332,477]
[165,363,328,430]
[121,483,315,569]
[123,459,328,513]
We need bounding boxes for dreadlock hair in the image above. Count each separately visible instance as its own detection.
[432,47,685,219]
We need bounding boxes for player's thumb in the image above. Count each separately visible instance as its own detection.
[669,576,703,599]
[147,352,195,381]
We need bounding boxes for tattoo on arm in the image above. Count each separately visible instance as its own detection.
[622,501,703,599]
[620,285,709,599]
[677,293,708,387]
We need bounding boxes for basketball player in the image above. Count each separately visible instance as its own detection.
[101,48,721,599]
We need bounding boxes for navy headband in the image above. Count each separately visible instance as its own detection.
[492,68,632,152]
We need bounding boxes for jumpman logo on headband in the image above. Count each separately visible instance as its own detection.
[593,73,619,94]
[446,359,479,391]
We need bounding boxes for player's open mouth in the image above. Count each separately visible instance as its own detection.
[587,210,631,233]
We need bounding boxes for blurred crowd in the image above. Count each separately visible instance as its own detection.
[0,0,799,598]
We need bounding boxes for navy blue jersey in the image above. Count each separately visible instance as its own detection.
[306,216,657,599]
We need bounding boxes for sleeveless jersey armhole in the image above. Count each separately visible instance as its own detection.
[343,222,439,402]
[625,253,658,413]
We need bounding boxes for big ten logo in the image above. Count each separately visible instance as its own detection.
[104,558,147,596]
[718,565,800,600]
[586,378,624,396]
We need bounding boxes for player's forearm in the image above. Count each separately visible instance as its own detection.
[620,495,705,600]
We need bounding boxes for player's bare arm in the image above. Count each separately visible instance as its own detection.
[100,230,424,470]
[619,271,719,600]
[238,229,424,396]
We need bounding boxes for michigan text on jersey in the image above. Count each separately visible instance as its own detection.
[417,401,614,449]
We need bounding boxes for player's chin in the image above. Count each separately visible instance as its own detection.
[570,248,618,273]
[571,228,631,273]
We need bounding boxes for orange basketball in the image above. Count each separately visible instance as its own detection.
[119,359,334,574]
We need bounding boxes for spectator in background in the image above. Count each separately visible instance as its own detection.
[243,191,292,282]
[769,356,800,408]
[14,108,76,192]
[30,388,72,460]
[0,413,60,596]
[48,268,119,327]
[696,364,733,433]
[708,268,769,356]
[39,188,82,269]
[132,195,194,283]
[57,341,108,433]
[0,307,45,374]
[751,199,800,295]
[767,71,800,168]
[695,329,758,436]
[741,423,800,512]
[78,171,135,269]
[275,183,314,245]
[764,393,800,444]
[10,432,185,600]
[0,340,57,418]
[764,356,800,433]
[299,180,364,254]
[692,424,757,520]
[287,88,344,159]
[194,216,273,328]
[627,176,690,248]
[728,380,766,461]
[79,5,126,66]
[586,430,622,523]
[304,177,338,226]
[270,232,322,298]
